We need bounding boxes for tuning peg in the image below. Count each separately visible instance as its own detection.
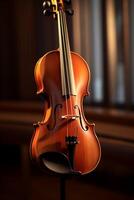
[43,1,51,8]
[64,0,71,4]
[43,9,51,16]
[66,8,74,16]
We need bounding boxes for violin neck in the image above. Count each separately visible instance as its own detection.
[57,10,76,96]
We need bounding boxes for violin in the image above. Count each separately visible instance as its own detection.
[30,0,101,175]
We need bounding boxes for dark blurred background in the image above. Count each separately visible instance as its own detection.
[0,0,134,199]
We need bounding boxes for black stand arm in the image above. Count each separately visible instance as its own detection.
[60,176,66,200]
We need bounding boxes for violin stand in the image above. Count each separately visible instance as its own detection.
[60,176,66,200]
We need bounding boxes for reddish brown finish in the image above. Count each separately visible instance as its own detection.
[30,50,101,174]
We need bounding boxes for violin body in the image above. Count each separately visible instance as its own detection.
[30,0,101,175]
[31,50,101,174]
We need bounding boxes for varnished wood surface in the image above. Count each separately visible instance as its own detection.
[0,165,133,200]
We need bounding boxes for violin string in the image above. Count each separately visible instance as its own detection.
[62,11,74,119]
[59,10,69,137]
[57,12,66,97]
[60,11,70,95]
